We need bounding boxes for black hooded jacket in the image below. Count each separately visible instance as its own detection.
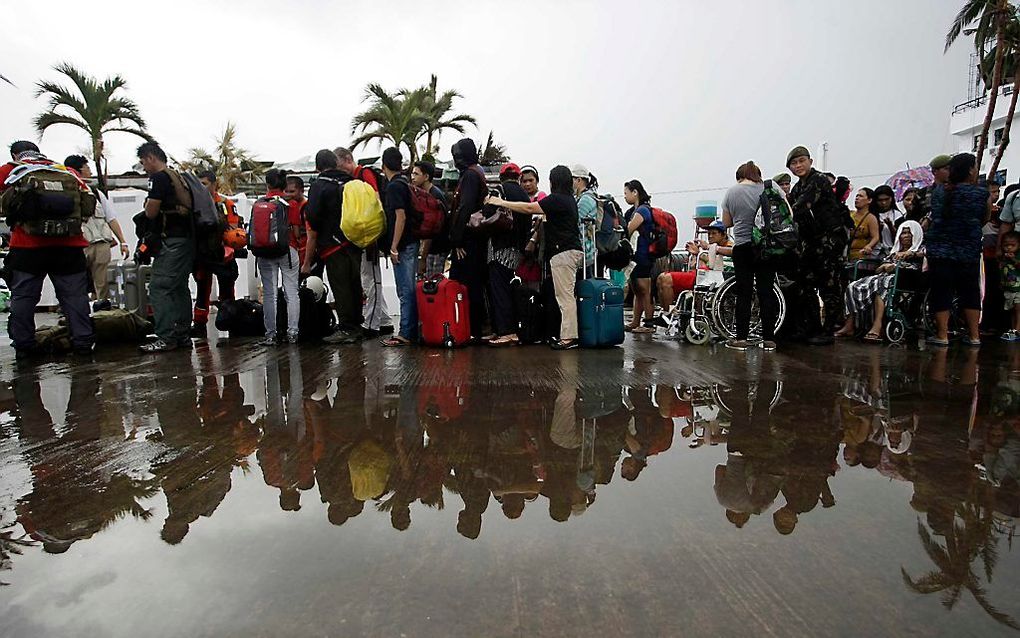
[449,139,485,248]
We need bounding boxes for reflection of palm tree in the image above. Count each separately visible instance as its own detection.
[901,489,1020,630]
[1,531,36,586]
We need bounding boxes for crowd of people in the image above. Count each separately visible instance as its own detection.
[2,137,1019,359]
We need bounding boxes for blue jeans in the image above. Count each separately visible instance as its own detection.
[394,242,419,340]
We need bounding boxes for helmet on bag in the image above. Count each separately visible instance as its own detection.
[303,276,326,302]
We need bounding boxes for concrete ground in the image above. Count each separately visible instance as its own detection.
[0,321,1018,637]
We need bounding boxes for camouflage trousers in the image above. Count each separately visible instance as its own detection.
[795,232,847,335]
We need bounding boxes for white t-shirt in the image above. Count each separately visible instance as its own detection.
[82,188,115,244]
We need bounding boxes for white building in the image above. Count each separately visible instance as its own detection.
[950,81,1018,184]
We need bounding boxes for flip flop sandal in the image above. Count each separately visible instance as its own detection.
[381,337,410,347]
[863,333,883,343]
[631,327,655,334]
[488,336,515,347]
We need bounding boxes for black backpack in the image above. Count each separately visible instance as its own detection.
[276,284,337,341]
[215,299,265,337]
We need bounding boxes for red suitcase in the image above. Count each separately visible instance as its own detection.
[416,275,471,347]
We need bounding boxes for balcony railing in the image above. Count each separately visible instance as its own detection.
[953,83,1015,115]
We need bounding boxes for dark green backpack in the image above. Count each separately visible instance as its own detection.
[752,180,800,261]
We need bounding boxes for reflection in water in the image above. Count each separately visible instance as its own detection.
[1,345,1018,631]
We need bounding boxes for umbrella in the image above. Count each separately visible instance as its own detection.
[885,166,934,200]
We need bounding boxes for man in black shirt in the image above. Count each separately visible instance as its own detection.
[448,138,488,338]
[137,142,195,353]
[380,147,418,346]
[303,149,363,343]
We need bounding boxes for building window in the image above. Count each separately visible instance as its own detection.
[995,127,1005,146]
[975,135,981,151]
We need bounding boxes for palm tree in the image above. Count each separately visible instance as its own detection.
[408,75,476,162]
[33,62,152,190]
[0,73,13,87]
[350,83,428,162]
[179,122,263,195]
[478,131,510,165]
[946,0,1013,171]
[986,14,1020,178]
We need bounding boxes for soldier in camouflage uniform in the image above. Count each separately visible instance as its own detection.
[786,146,850,345]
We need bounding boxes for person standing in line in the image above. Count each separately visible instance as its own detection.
[722,161,779,351]
[773,173,792,197]
[924,153,985,347]
[257,168,302,345]
[63,155,129,309]
[622,180,655,334]
[787,145,848,346]
[137,141,195,353]
[411,160,449,278]
[847,188,881,262]
[999,231,1020,341]
[332,146,394,339]
[304,150,364,344]
[572,165,599,278]
[487,163,532,347]
[284,174,313,274]
[873,185,902,254]
[520,165,547,202]
[191,170,241,336]
[486,166,583,350]
[379,147,419,347]
[448,138,490,340]
[1,142,95,358]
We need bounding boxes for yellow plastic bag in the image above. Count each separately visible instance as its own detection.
[340,180,386,249]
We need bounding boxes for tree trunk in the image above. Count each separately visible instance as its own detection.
[977,0,1009,170]
[92,135,106,193]
[988,59,1020,180]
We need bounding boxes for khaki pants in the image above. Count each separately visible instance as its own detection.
[550,249,583,341]
[84,242,112,300]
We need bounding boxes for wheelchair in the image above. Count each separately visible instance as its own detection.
[847,259,964,344]
[663,252,787,344]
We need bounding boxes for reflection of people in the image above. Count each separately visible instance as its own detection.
[258,350,314,512]
[15,370,157,553]
[621,387,674,482]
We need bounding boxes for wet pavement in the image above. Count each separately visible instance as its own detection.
[1,326,1019,637]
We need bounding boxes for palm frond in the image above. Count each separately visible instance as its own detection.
[33,111,89,136]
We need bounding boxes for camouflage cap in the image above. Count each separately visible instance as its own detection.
[929,154,952,170]
[773,172,792,184]
[786,146,811,167]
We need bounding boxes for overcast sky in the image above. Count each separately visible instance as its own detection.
[3,0,971,225]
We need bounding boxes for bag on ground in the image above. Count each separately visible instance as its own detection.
[276,282,337,341]
[215,299,266,337]
[417,274,471,347]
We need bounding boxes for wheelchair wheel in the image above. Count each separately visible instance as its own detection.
[884,317,906,344]
[685,319,712,345]
[710,278,786,340]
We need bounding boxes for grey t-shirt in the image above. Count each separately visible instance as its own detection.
[721,182,765,246]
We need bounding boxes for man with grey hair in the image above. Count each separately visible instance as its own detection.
[333,146,394,337]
